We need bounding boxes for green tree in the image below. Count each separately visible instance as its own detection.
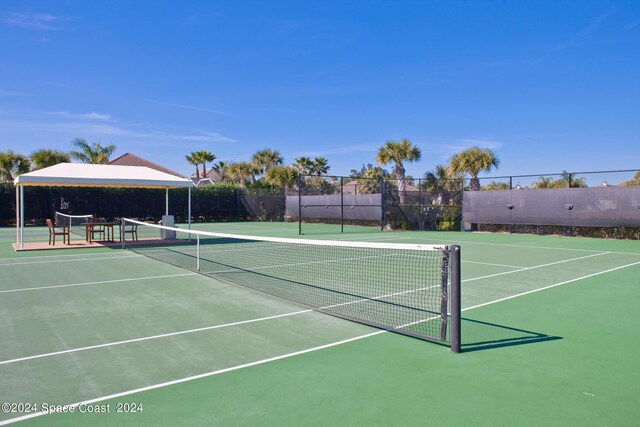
[69,138,116,164]
[212,161,231,181]
[0,151,31,180]
[422,165,462,192]
[266,165,299,190]
[482,181,510,190]
[294,157,314,175]
[227,161,260,188]
[185,152,201,178]
[554,171,587,188]
[375,138,421,204]
[349,163,389,194]
[533,176,554,189]
[448,146,500,191]
[197,151,216,177]
[624,171,640,186]
[311,157,330,176]
[252,149,283,176]
[30,149,70,170]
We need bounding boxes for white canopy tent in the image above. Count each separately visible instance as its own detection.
[13,163,193,249]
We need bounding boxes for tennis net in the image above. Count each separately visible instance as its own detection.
[121,218,461,351]
[55,211,93,238]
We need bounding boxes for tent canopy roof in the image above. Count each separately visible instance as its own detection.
[14,163,193,189]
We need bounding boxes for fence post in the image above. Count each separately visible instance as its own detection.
[340,177,344,233]
[298,174,302,235]
[236,188,241,221]
[380,178,385,231]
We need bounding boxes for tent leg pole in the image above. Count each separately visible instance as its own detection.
[20,185,24,250]
[15,185,19,246]
[165,189,169,216]
[188,186,192,241]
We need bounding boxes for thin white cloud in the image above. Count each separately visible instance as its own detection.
[624,18,640,31]
[167,131,236,143]
[152,101,226,115]
[452,139,504,150]
[1,12,64,31]
[41,81,100,94]
[45,111,112,121]
[0,116,235,145]
[83,112,111,120]
[536,10,612,62]
[0,88,32,97]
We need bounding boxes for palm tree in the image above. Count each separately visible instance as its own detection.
[482,181,510,190]
[0,151,31,180]
[448,146,500,191]
[266,165,299,190]
[212,161,231,181]
[555,171,587,188]
[252,149,283,176]
[227,161,259,188]
[423,164,461,192]
[624,171,640,186]
[69,138,116,164]
[349,163,389,194]
[533,176,554,189]
[294,157,314,175]
[30,149,70,170]
[375,138,421,204]
[185,152,201,178]
[197,151,216,177]
[311,157,330,176]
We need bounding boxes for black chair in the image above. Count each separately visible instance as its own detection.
[46,219,69,246]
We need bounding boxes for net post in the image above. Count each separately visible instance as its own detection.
[450,245,462,353]
[196,234,200,271]
[121,218,125,250]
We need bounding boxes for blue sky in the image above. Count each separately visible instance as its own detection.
[1,0,639,183]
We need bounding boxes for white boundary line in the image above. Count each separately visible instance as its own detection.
[0,255,141,266]
[463,260,640,312]
[461,252,610,283]
[1,259,639,425]
[0,251,136,261]
[462,260,525,269]
[0,309,313,366]
[0,331,384,426]
[0,273,198,295]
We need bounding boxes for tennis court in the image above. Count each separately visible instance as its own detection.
[1,222,639,426]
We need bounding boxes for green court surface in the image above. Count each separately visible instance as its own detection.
[1,223,639,426]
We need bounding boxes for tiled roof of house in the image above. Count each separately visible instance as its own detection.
[109,153,185,178]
